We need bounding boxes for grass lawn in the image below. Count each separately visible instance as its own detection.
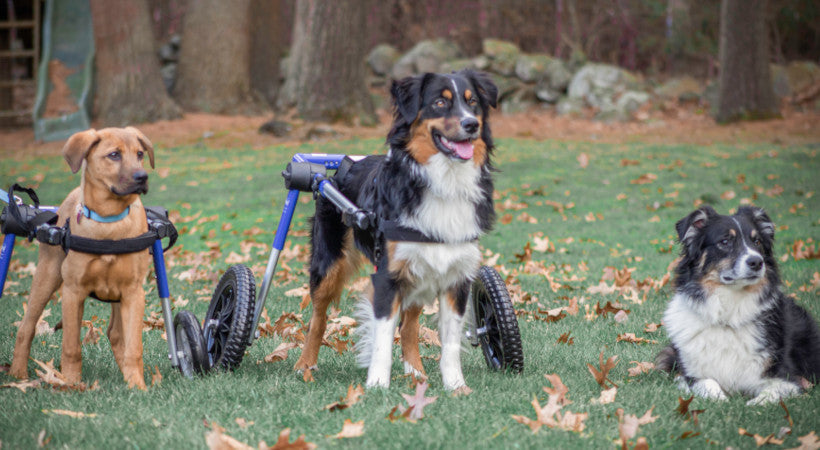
[0,136,818,448]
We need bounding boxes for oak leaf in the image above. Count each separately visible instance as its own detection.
[261,428,317,450]
[587,351,619,388]
[401,382,438,421]
[739,428,784,447]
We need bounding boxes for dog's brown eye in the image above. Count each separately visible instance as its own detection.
[107,151,121,161]
[434,99,446,108]
[754,238,762,247]
[468,98,477,106]
[137,151,144,160]
[719,238,731,247]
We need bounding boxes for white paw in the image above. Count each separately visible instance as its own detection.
[691,379,728,401]
[747,380,801,406]
[365,373,390,389]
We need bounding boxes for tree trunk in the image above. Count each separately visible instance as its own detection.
[278,0,375,125]
[89,0,181,126]
[666,0,692,74]
[714,0,779,123]
[174,0,264,114]
[249,0,290,106]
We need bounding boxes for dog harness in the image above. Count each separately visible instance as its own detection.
[1,184,177,255]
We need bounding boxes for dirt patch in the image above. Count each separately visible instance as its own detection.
[1,106,818,161]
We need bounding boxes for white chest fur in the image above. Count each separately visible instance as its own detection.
[664,290,771,394]
[394,153,484,306]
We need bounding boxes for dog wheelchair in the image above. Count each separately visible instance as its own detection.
[0,153,524,380]
[172,153,524,378]
[0,185,188,374]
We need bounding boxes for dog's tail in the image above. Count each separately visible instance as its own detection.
[352,296,376,368]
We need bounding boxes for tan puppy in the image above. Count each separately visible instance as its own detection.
[10,127,155,389]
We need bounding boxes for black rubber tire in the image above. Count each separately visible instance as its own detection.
[472,265,524,373]
[173,310,209,377]
[203,264,256,370]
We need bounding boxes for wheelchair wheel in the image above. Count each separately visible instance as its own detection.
[471,265,524,373]
[204,264,256,370]
[173,310,209,377]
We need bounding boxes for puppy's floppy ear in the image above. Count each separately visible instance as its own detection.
[675,205,716,246]
[737,205,775,239]
[125,126,155,169]
[391,73,434,125]
[462,69,498,109]
[62,129,100,174]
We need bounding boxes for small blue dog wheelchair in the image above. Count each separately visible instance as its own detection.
[0,153,523,379]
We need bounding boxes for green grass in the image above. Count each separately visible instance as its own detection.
[0,138,818,448]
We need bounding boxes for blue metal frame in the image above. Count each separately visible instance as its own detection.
[0,189,179,368]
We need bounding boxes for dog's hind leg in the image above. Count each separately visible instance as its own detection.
[107,303,125,370]
[400,304,426,379]
[10,244,65,379]
[439,283,470,393]
[295,222,358,373]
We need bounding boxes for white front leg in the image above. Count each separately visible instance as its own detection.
[366,314,399,388]
[439,298,467,391]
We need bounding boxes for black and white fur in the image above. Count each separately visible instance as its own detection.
[294,70,498,391]
[657,205,820,404]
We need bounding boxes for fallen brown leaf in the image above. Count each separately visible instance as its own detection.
[627,361,655,377]
[790,431,820,450]
[325,384,365,412]
[205,422,253,450]
[739,428,784,447]
[556,332,575,345]
[328,419,364,439]
[265,342,299,363]
[260,428,317,450]
[401,382,438,421]
[587,351,619,388]
[616,333,658,345]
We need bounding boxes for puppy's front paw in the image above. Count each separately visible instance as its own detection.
[365,374,390,389]
[691,378,728,401]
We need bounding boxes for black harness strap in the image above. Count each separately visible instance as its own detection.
[1,184,58,240]
[379,219,479,244]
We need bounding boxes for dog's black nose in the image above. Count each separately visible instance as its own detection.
[461,117,479,134]
[746,255,763,271]
[134,171,148,184]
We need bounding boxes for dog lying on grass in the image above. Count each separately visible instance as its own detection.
[657,205,820,404]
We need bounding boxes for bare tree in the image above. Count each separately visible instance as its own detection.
[173,0,264,114]
[90,0,180,125]
[278,0,375,125]
[714,0,779,123]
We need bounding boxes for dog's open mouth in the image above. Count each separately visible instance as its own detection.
[433,131,474,160]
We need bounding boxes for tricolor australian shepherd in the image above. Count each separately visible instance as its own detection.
[657,206,820,404]
[293,70,498,391]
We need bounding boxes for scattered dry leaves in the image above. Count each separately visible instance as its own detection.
[738,428,784,447]
[324,384,365,412]
[616,333,658,345]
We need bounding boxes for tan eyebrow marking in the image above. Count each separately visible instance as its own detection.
[465,89,472,100]
[442,89,452,100]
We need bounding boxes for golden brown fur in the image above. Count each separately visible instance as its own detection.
[10,127,155,389]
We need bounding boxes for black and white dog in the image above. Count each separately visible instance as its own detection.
[294,70,498,392]
[657,205,820,404]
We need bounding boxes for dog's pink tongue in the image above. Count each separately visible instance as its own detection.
[452,140,474,160]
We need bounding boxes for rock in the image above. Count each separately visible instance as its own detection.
[654,75,703,101]
[367,44,400,76]
[493,75,521,101]
[305,124,339,141]
[258,119,292,137]
[544,59,572,92]
[771,61,820,98]
[500,86,537,114]
[483,39,520,76]
[567,63,641,110]
[440,55,490,74]
[535,83,561,103]
[614,90,650,121]
[556,97,585,117]
[391,39,462,79]
[515,53,552,83]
